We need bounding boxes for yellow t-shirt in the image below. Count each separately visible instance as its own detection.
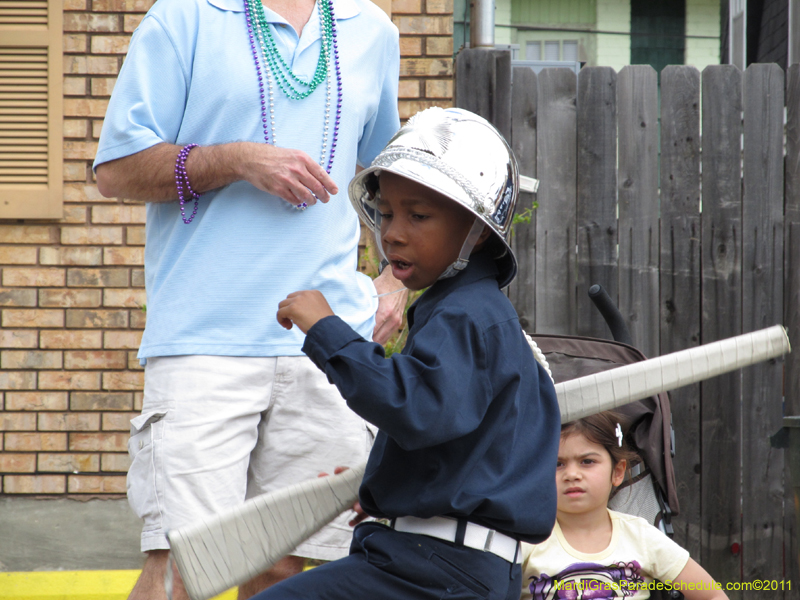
[520,509,690,599]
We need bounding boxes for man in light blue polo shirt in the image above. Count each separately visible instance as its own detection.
[93,0,402,597]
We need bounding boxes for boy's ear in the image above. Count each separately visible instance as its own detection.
[477,225,491,245]
[611,459,626,487]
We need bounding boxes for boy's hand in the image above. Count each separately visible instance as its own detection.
[277,290,334,334]
[318,466,369,527]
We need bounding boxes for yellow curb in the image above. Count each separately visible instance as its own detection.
[0,571,237,600]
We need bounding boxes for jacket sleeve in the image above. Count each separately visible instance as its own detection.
[303,312,493,451]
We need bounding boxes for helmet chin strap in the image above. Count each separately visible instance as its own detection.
[373,211,389,264]
[437,218,486,281]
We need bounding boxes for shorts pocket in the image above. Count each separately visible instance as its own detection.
[127,411,167,529]
[431,553,491,599]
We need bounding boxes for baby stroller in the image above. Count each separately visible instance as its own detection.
[530,284,682,599]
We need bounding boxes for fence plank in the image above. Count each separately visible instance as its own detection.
[785,63,800,586]
[617,66,659,358]
[576,66,618,338]
[741,63,785,595]
[659,65,702,559]
[454,48,512,140]
[535,68,577,335]
[700,64,743,597]
[508,67,538,332]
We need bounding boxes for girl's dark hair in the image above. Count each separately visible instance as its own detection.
[561,410,640,468]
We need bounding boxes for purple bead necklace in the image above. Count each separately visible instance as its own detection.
[244,0,343,211]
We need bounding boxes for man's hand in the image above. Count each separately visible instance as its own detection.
[238,143,338,207]
[277,290,335,334]
[372,268,408,345]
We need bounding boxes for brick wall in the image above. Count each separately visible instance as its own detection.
[0,0,453,497]
[395,0,454,119]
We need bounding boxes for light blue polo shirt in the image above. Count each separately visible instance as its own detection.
[94,0,400,359]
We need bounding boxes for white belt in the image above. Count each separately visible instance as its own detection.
[392,516,522,563]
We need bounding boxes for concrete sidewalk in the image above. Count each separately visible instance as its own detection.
[0,497,142,572]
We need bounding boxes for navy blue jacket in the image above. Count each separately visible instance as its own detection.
[303,251,560,543]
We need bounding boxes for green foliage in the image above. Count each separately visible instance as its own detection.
[382,287,424,357]
[509,203,539,247]
[511,205,536,226]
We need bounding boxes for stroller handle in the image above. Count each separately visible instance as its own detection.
[588,284,634,346]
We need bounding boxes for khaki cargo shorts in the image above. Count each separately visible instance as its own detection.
[127,354,374,559]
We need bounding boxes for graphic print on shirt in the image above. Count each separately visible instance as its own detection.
[529,560,643,599]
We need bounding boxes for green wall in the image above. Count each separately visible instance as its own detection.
[511,0,596,25]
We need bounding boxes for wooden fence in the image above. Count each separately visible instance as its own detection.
[455,51,800,598]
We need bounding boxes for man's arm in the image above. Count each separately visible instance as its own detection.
[95,141,338,206]
[372,268,408,345]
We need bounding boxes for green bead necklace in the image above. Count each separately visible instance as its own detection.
[245,0,333,101]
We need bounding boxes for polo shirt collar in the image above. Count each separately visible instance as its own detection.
[207,0,360,20]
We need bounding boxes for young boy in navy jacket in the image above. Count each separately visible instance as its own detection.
[268,107,560,600]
